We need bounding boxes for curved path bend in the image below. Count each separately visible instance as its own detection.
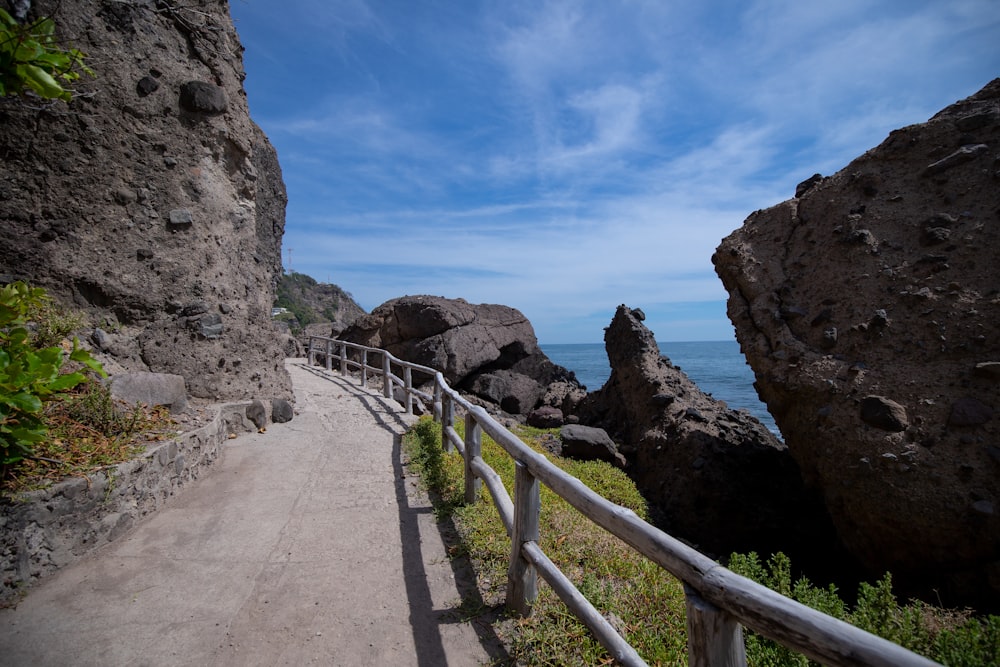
[0,359,506,666]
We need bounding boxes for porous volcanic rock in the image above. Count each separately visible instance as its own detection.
[338,295,585,415]
[0,0,291,402]
[577,306,846,566]
[713,79,1000,608]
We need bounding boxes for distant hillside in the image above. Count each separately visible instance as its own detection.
[274,272,366,334]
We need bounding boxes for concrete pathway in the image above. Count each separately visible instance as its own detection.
[0,360,507,666]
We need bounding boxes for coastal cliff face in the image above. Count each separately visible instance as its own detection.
[713,80,999,607]
[0,0,291,401]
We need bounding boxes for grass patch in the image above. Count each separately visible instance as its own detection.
[403,415,1000,666]
[2,380,176,495]
[404,416,687,665]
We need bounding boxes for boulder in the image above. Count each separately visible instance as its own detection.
[246,399,268,429]
[577,306,849,571]
[528,406,564,428]
[271,398,294,424]
[340,296,534,382]
[469,370,543,415]
[559,424,625,469]
[713,79,1000,608]
[110,372,187,414]
[338,296,584,415]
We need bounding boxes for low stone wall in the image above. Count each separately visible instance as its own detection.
[0,402,255,605]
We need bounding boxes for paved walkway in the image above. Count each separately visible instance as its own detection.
[0,360,507,666]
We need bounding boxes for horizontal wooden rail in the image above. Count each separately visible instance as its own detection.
[306,336,940,667]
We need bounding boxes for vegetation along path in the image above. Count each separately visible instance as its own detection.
[0,359,506,666]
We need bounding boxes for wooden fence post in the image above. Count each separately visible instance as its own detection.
[404,367,413,415]
[507,460,540,617]
[307,337,315,366]
[441,393,454,453]
[464,412,482,503]
[361,349,368,388]
[382,353,392,399]
[325,339,332,371]
[339,344,347,375]
[684,583,747,667]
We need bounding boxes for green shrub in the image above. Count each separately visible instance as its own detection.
[0,281,104,466]
[729,551,1000,666]
[25,298,87,349]
[0,8,93,102]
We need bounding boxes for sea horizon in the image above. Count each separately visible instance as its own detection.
[540,341,779,436]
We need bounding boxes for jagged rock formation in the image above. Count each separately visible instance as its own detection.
[338,295,585,416]
[577,306,850,567]
[0,0,291,401]
[713,79,1000,608]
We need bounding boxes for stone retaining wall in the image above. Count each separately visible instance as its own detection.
[0,403,255,605]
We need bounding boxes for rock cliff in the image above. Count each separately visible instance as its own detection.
[0,0,291,401]
[713,80,999,608]
[275,271,365,336]
[338,295,584,416]
[578,306,849,567]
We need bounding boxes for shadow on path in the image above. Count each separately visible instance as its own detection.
[294,361,511,665]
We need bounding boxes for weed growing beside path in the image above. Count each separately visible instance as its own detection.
[1,281,176,496]
[404,417,689,665]
[2,381,176,496]
[403,416,1000,666]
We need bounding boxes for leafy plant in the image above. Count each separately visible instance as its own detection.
[0,8,93,102]
[0,281,105,466]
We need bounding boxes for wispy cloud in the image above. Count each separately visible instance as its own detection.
[233,0,1000,342]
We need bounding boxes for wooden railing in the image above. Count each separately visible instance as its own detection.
[307,336,940,667]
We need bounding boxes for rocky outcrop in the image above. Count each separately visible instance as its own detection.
[578,306,850,568]
[275,271,366,337]
[338,295,585,416]
[0,0,291,402]
[713,79,1000,608]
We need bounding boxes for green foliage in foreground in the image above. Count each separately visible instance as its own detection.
[729,552,1000,667]
[404,417,688,665]
[0,9,93,102]
[403,416,1000,666]
[1,282,104,465]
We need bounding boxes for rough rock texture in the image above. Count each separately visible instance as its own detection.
[338,295,585,415]
[0,0,291,402]
[109,371,188,414]
[713,79,1000,607]
[578,306,849,567]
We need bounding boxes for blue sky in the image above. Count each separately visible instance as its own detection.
[230,0,999,344]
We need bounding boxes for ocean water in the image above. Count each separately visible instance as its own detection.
[541,341,779,436]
